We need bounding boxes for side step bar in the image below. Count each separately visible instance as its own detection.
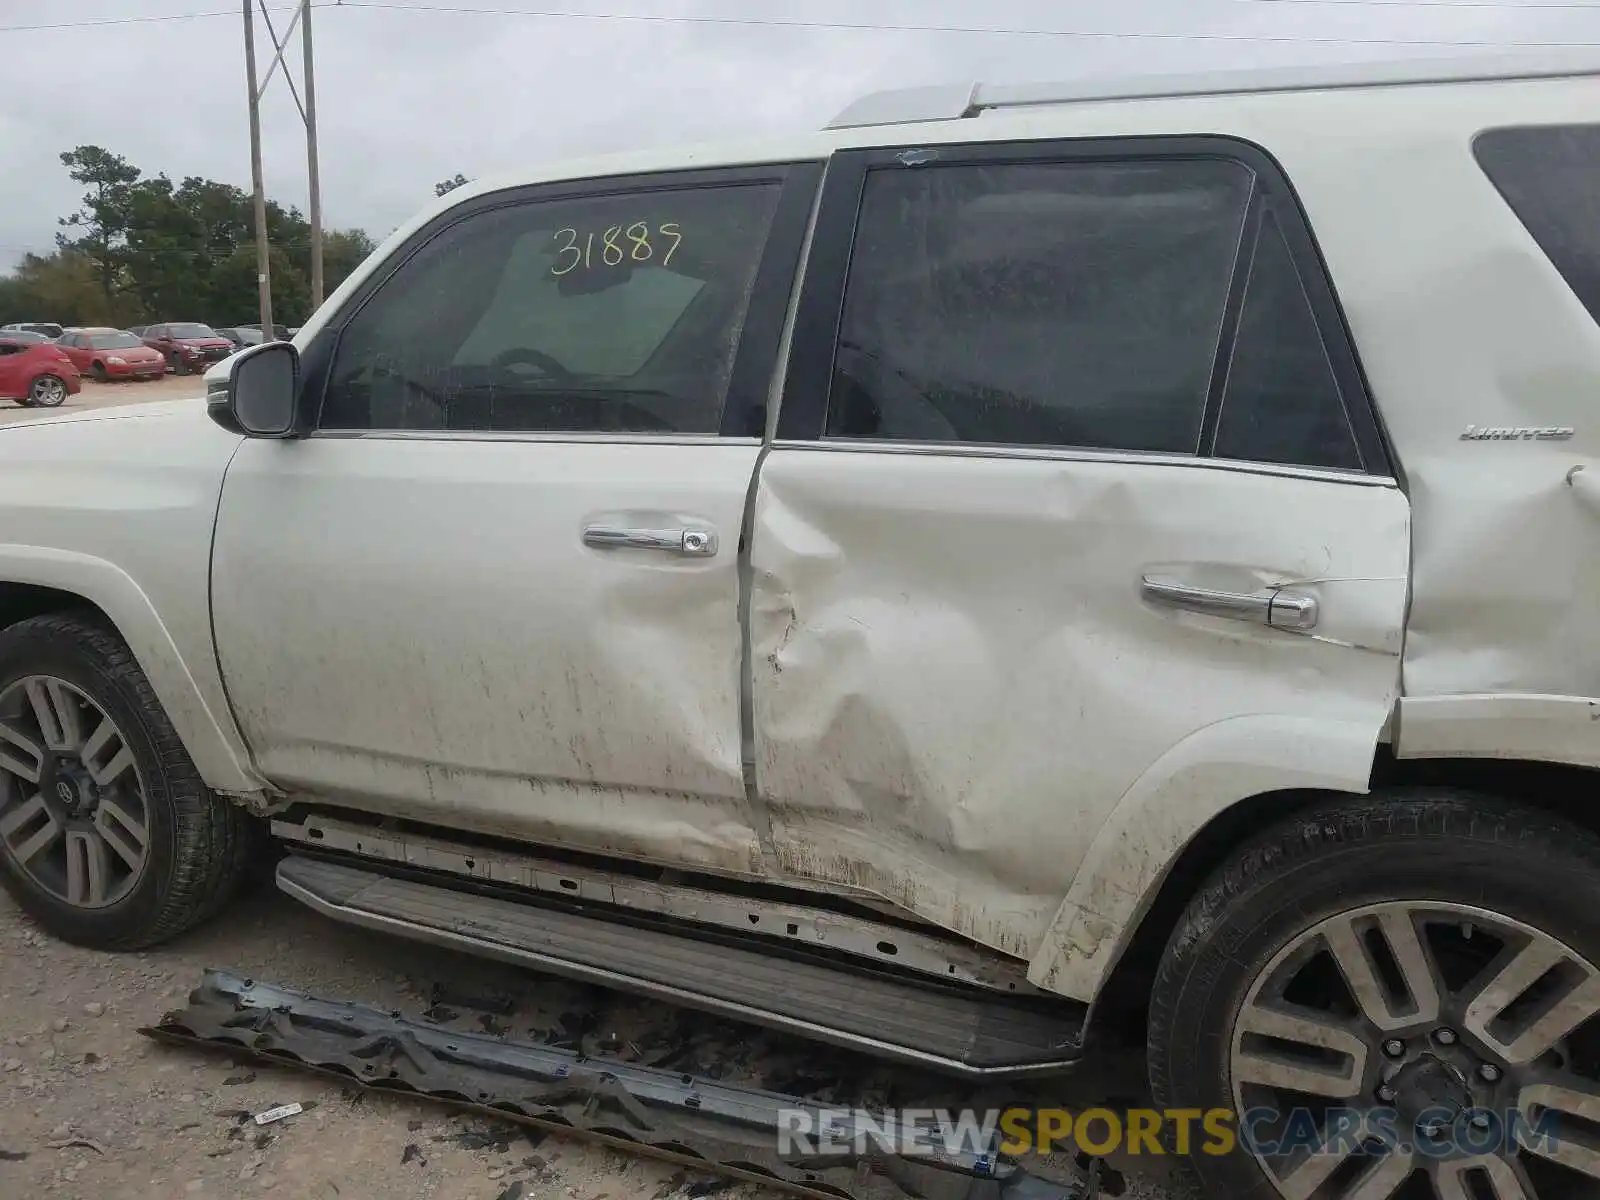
[277,856,1088,1079]
[270,814,1046,996]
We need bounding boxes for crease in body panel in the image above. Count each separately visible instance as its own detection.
[735,165,829,878]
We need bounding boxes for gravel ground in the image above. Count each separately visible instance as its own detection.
[0,874,1196,1200]
[0,373,202,425]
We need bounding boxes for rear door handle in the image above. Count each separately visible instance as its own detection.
[582,524,719,557]
[1140,575,1319,631]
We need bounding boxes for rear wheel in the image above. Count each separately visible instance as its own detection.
[0,611,261,949]
[28,374,67,407]
[1149,792,1600,1200]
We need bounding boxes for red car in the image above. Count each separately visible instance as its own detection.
[141,322,236,374]
[0,336,81,407]
[55,328,167,381]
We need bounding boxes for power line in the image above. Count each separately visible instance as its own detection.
[10,2,1600,44]
[337,2,1600,45]
[0,7,296,33]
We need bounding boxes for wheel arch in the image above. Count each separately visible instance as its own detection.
[0,569,265,798]
[1082,747,1600,1043]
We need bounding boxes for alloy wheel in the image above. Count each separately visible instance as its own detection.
[0,675,151,909]
[30,375,66,406]
[1231,900,1600,1199]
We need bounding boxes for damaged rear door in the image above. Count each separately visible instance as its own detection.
[212,163,819,876]
[747,137,1410,961]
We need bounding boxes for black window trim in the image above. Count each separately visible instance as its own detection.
[775,134,1394,479]
[295,160,825,440]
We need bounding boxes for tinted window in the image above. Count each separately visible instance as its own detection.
[168,323,217,338]
[826,159,1252,453]
[321,183,781,433]
[1475,124,1600,326]
[1213,210,1361,471]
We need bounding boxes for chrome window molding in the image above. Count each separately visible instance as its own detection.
[771,437,1399,487]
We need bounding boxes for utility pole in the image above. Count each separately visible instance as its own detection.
[240,0,325,331]
[242,0,274,332]
[303,0,324,309]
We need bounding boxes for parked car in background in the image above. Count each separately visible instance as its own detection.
[236,322,296,341]
[0,334,79,406]
[55,328,167,381]
[214,326,264,350]
[127,326,147,338]
[0,322,65,341]
[141,322,235,374]
[0,330,52,344]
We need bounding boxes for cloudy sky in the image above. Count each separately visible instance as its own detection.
[3,0,1597,271]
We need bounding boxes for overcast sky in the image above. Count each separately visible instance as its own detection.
[3,0,1596,271]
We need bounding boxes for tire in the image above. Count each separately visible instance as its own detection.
[28,374,68,407]
[167,351,185,376]
[0,610,262,950]
[91,361,108,382]
[1148,791,1600,1200]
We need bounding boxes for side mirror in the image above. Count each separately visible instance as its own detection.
[208,341,299,437]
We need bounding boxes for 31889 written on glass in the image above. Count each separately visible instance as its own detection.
[550,222,683,275]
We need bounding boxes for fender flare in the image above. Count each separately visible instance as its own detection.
[1026,713,1381,1002]
[0,543,266,797]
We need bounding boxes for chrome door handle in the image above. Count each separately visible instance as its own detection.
[582,524,719,557]
[1140,575,1319,631]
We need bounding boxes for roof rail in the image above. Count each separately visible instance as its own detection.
[826,50,1600,130]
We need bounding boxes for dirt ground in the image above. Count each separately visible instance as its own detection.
[0,372,202,425]
[0,872,1195,1200]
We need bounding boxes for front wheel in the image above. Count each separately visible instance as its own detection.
[29,374,67,407]
[0,611,261,949]
[167,352,185,376]
[1149,792,1600,1200]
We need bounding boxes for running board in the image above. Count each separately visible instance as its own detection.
[277,856,1088,1079]
[270,814,1045,997]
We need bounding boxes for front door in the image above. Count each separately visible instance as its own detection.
[748,137,1411,959]
[211,162,818,878]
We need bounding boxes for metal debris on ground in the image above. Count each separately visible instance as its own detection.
[43,1136,106,1155]
[252,1102,305,1126]
[141,969,1100,1200]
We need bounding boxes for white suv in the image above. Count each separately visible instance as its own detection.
[2,52,1598,1200]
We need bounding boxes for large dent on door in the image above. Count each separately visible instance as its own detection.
[749,450,1410,963]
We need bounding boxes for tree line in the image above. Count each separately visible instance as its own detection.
[0,146,379,329]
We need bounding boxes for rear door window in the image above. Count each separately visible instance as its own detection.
[806,142,1381,473]
[826,159,1252,454]
[1474,124,1600,326]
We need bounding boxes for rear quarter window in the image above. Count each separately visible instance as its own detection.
[1474,124,1600,326]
